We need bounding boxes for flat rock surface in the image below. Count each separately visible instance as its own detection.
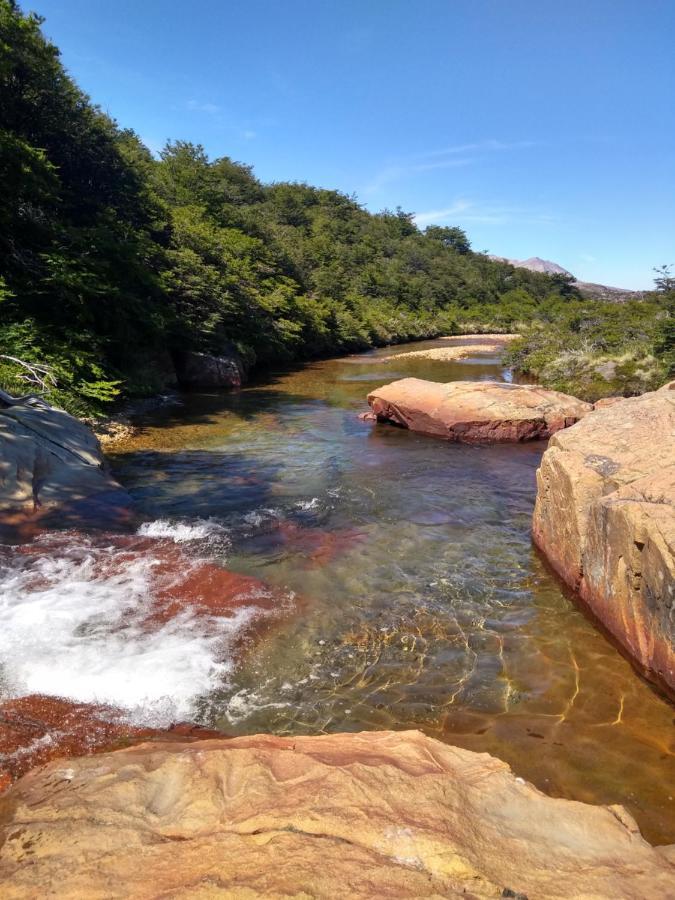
[367,379,592,442]
[532,381,675,691]
[1,730,673,899]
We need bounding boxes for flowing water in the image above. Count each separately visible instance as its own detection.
[1,337,674,843]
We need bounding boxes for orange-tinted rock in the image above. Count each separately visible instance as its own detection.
[533,382,675,692]
[367,378,591,442]
[0,695,222,791]
[1,730,673,899]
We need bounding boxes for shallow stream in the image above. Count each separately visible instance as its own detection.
[1,336,673,843]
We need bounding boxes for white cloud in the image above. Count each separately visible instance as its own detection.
[414,200,556,228]
[413,201,473,227]
[364,139,538,194]
[417,139,539,159]
[580,253,597,263]
[365,158,472,194]
[241,129,257,140]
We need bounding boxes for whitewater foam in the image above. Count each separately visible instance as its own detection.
[295,497,320,511]
[137,518,230,548]
[0,535,260,726]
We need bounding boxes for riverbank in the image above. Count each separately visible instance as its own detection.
[88,332,519,450]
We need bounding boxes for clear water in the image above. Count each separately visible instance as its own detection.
[3,337,674,843]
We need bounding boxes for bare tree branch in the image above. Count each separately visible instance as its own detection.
[0,355,55,408]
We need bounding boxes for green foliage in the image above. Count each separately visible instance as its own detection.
[504,297,672,401]
[0,320,122,415]
[0,1,671,414]
[653,264,675,293]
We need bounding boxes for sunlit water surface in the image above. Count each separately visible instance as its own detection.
[2,337,674,843]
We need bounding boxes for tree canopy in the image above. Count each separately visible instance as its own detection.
[0,1,671,411]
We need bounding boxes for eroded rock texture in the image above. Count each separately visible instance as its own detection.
[367,379,591,442]
[533,382,675,691]
[1,730,673,899]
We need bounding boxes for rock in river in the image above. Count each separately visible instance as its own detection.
[533,382,675,692]
[367,378,592,442]
[1,730,673,898]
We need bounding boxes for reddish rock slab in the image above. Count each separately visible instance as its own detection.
[0,695,222,790]
[367,378,592,442]
[1,730,673,899]
[533,381,675,692]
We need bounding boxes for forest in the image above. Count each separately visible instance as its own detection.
[1,0,672,413]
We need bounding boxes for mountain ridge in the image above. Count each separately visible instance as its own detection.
[488,254,642,300]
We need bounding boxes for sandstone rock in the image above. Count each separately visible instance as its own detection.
[367,379,592,442]
[532,382,675,691]
[0,402,129,518]
[1,730,673,899]
[174,348,246,389]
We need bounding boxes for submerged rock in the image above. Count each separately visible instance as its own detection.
[367,379,591,442]
[533,381,675,692]
[0,402,129,521]
[1,730,673,898]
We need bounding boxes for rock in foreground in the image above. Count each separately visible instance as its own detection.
[1,730,673,899]
[533,382,675,692]
[0,402,129,520]
[367,379,592,442]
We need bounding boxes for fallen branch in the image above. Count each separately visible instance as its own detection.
[0,355,55,408]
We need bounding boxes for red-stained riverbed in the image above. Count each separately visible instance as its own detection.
[1,336,673,843]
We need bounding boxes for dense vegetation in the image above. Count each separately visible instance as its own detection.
[1,1,672,413]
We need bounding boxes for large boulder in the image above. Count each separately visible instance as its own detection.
[0,402,128,518]
[532,382,675,691]
[173,347,247,390]
[1,730,673,899]
[367,379,592,442]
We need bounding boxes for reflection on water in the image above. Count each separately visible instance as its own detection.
[103,338,673,842]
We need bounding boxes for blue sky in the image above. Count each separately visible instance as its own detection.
[34,0,674,289]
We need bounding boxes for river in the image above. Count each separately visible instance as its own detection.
[1,336,673,843]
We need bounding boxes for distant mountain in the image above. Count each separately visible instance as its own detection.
[517,256,573,276]
[488,254,573,276]
[488,254,641,301]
